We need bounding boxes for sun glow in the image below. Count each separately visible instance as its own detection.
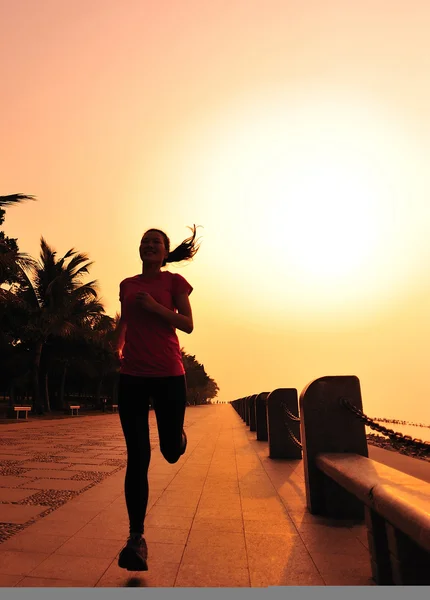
[149,88,427,322]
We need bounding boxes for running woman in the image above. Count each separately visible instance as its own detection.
[114,225,199,571]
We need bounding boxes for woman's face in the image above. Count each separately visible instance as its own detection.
[139,230,168,265]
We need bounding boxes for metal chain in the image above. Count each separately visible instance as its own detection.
[280,402,301,422]
[341,397,430,452]
[285,424,303,449]
[279,402,303,449]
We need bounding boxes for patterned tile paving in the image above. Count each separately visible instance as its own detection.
[0,413,144,543]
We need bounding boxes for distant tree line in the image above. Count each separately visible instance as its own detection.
[0,194,219,414]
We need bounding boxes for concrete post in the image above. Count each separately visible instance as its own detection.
[249,394,257,432]
[232,400,239,415]
[233,399,239,417]
[365,507,393,585]
[299,375,368,518]
[255,392,270,441]
[245,396,250,427]
[240,398,245,421]
[385,523,430,585]
[267,388,301,459]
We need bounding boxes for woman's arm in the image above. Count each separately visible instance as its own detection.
[136,291,193,334]
[112,315,127,357]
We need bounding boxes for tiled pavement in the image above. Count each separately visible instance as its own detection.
[0,405,374,587]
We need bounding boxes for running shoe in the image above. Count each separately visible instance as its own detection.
[118,536,148,571]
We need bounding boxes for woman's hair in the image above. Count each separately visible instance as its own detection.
[143,225,201,267]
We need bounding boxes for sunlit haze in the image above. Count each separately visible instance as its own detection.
[2,0,430,423]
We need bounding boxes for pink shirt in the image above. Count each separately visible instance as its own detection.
[119,271,193,377]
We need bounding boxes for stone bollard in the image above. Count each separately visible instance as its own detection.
[240,397,246,421]
[245,396,251,427]
[255,392,270,441]
[233,398,240,418]
[267,389,302,459]
[249,394,258,432]
[232,400,240,415]
[299,375,368,518]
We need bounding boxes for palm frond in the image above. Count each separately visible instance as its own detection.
[65,253,93,278]
[14,252,37,272]
[56,248,77,271]
[44,273,70,309]
[39,237,57,265]
[0,194,36,208]
[61,248,76,261]
[70,281,99,300]
[11,263,41,310]
[0,250,35,283]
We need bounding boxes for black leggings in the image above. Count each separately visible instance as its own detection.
[118,373,187,535]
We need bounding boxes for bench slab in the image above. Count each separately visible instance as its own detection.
[373,484,430,554]
[316,452,430,554]
[316,453,428,500]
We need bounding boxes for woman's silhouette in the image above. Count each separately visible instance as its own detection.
[114,225,200,571]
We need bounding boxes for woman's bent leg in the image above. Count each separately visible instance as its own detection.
[118,374,151,536]
[151,375,187,464]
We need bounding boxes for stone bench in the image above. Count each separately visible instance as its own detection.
[315,452,427,502]
[13,406,31,420]
[108,404,118,413]
[68,405,80,416]
[316,452,430,585]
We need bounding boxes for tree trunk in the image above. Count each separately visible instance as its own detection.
[59,363,68,410]
[8,382,15,407]
[32,340,44,414]
[44,371,51,413]
[95,377,104,408]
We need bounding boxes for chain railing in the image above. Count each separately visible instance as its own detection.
[280,401,302,449]
[234,392,430,455]
[281,404,301,422]
[285,423,302,449]
[341,397,430,453]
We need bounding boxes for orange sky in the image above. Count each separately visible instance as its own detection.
[2,1,430,423]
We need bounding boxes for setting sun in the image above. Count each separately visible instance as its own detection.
[158,88,423,322]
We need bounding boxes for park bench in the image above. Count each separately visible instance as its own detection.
[108,404,118,413]
[13,406,31,420]
[315,452,430,585]
[68,405,80,416]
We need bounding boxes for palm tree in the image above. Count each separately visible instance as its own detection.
[49,313,118,411]
[0,308,32,408]
[88,314,119,406]
[0,194,36,284]
[14,237,104,413]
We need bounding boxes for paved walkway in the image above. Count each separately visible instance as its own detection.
[0,404,381,587]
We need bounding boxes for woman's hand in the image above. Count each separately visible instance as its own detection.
[136,291,160,313]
